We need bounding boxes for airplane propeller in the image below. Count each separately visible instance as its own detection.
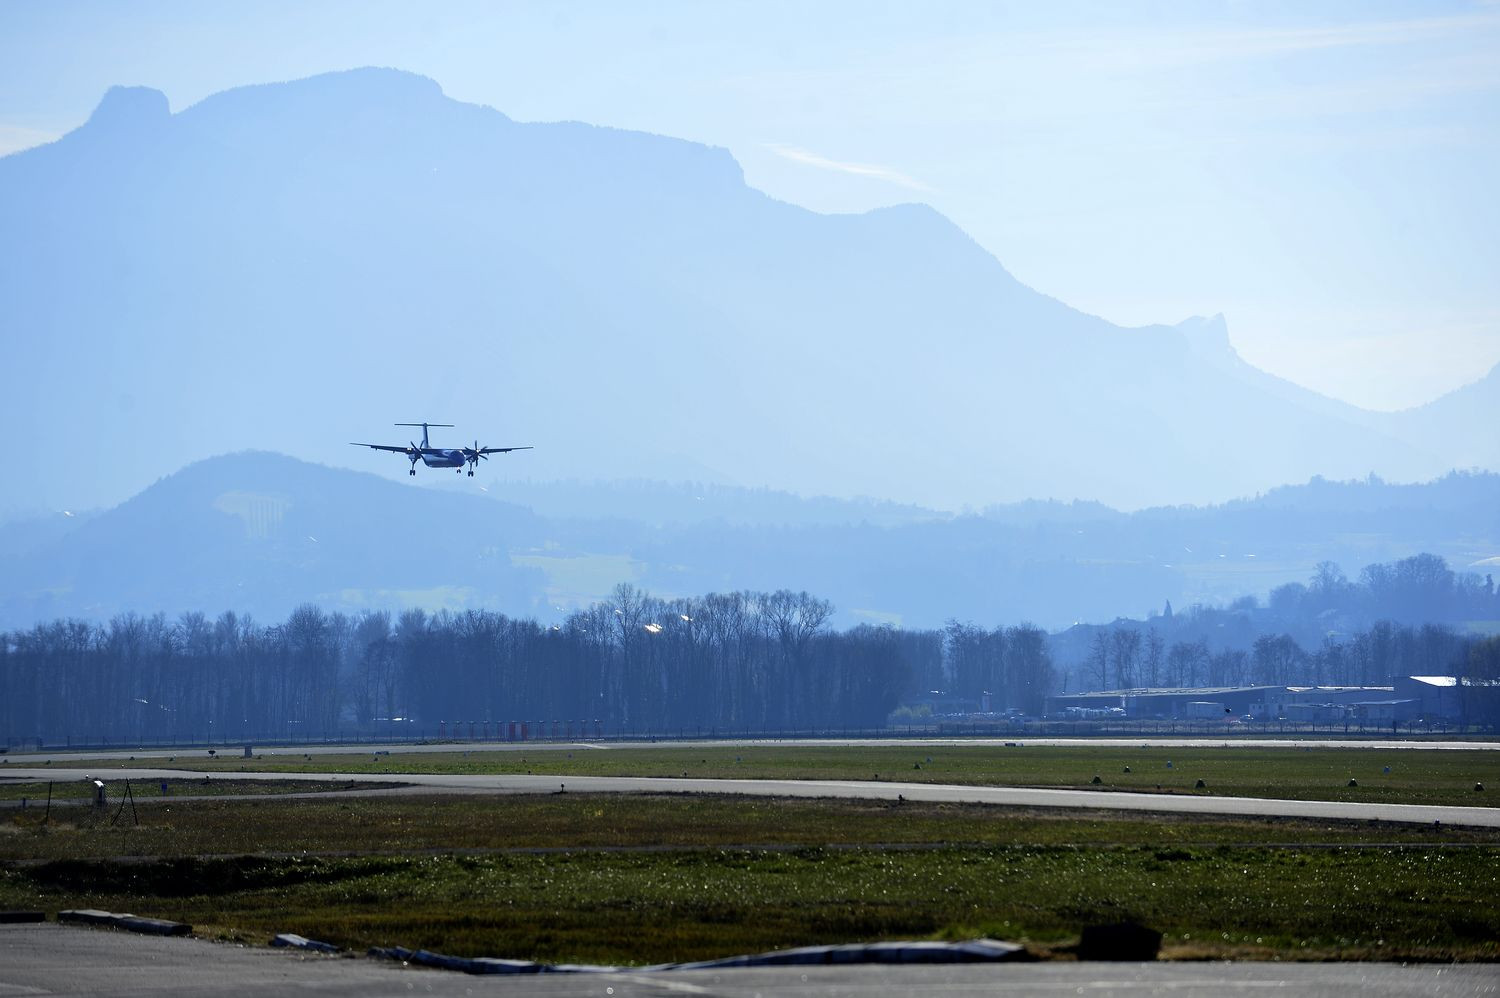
[465,440,489,476]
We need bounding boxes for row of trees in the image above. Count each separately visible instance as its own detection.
[1079,620,1500,692]
[1054,554,1500,693]
[941,621,1054,711]
[5,559,1496,746]
[0,587,919,744]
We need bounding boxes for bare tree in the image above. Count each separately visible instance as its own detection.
[1143,628,1164,688]
[1087,631,1110,691]
[1109,629,1142,690]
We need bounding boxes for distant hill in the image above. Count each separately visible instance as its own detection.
[1,68,1493,517]
[1372,362,1500,472]
[0,453,548,626]
[495,478,943,528]
[2,453,1496,632]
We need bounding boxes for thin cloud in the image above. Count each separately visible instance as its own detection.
[1049,10,1500,70]
[765,143,931,192]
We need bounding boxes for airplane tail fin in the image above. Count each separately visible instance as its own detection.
[395,422,453,449]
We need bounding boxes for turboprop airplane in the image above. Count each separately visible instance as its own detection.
[350,422,532,477]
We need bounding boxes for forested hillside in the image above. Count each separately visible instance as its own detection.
[4,454,1497,632]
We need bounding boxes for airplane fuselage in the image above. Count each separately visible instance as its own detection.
[420,449,467,469]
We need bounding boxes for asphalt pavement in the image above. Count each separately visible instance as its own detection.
[4,735,1497,766]
[3,923,1497,997]
[4,766,1499,826]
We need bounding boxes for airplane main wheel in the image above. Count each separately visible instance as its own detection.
[409,469,416,476]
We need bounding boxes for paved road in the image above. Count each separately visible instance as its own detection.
[5,766,1499,827]
[1,924,1496,997]
[4,736,1497,766]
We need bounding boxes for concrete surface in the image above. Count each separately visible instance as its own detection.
[1,923,1496,996]
[4,766,1498,827]
[3,736,1497,767]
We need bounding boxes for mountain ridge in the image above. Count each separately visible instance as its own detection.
[0,67,1492,515]
[3,451,1495,633]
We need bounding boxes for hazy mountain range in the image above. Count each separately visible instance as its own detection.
[1,67,1496,519]
[2,451,1495,632]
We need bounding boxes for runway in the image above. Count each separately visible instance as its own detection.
[2,923,1496,997]
[3,734,1496,767]
[5,765,1499,827]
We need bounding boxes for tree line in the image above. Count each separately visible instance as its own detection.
[5,552,1496,746]
[0,586,927,745]
[1075,620,1500,692]
[1054,553,1500,692]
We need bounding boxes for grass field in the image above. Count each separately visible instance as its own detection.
[4,743,1498,964]
[25,743,1500,809]
[7,793,1497,862]
[0,778,398,802]
[2,792,1498,963]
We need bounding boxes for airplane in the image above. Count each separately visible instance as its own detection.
[350,422,532,477]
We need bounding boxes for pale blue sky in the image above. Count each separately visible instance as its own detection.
[3,0,1497,410]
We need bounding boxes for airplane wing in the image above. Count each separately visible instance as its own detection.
[475,446,534,455]
[349,442,416,454]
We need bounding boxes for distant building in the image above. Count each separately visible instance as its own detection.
[1256,686,1398,721]
[1184,701,1230,720]
[1347,699,1421,725]
[1046,681,1456,723]
[1282,701,1346,724]
[1046,687,1277,719]
[1395,676,1461,721]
